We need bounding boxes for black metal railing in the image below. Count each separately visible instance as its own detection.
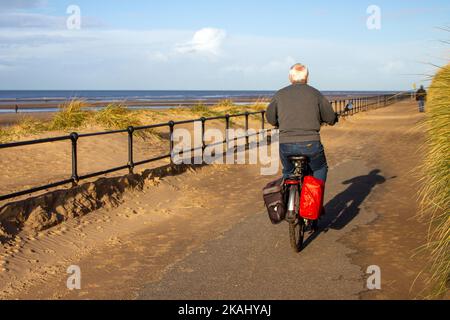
[0,92,412,202]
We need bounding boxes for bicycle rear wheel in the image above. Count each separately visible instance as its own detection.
[289,218,306,253]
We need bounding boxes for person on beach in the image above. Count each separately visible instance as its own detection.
[15,105,19,113]
[415,85,427,112]
[266,63,338,221]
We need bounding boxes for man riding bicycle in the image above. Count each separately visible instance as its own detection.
[266,63,338,220]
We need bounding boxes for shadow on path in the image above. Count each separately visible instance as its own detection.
[303,169,389,249]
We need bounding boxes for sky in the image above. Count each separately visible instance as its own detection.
[0,0,449,90]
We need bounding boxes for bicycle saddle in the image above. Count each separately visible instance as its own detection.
[288,155,309,162]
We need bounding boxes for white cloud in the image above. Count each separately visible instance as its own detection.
[175,28,226,56]
[0,0,47,11]
[221,56,296,75]
[0,12,65,28]
[147,51,169,62]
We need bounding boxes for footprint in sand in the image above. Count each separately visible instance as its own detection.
[53,229,67,236]
[108,237,123,245]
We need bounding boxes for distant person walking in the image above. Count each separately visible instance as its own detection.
[415,85,427,112]
[15,104,19,113]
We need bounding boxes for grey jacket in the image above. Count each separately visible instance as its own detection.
[266,83,337,143]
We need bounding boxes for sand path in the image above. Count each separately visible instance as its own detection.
[0,100,431,299]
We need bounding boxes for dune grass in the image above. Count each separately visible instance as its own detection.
[0,117,49,143]
[418,63,450,299]
[93,103,141,129]
[50,100,89,130]
[190,103,209,113]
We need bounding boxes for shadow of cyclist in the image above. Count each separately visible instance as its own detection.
[302,169,388,248]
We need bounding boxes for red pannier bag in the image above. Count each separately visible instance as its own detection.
[300,176,325,220]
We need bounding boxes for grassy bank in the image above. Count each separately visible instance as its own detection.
[418,63,450,298]
[0,99,268,143]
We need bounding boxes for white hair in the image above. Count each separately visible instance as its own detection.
[289,63,309,83]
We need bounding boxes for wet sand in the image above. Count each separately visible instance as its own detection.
[0,112,55,127]
[0,97,270,110]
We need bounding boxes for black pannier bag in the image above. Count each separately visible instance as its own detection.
[262,178,286,224]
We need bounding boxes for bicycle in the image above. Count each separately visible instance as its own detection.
[284,155,319,252]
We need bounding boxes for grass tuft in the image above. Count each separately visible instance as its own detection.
[50,100,89,130]
[418,63,450,299]
[92,103,141,129]
[0,117,48,143]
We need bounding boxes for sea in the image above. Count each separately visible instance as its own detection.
[0,90,399,114]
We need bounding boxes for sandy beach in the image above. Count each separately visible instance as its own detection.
[0,100,433,299]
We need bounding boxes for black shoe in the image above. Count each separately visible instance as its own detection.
[311,220,319,233]
[319,208,326,221]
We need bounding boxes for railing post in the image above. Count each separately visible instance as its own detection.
[201,117,206,162]
[260,111,265,149]
[245,111,249,148]
[127,126,135,174]
[225,114,230,152]
[261,111,265,131]
[70,132,79,186]
[168,121,175,165]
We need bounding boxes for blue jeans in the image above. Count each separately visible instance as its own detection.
[279,141,328,181]
[418,100,425,112]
